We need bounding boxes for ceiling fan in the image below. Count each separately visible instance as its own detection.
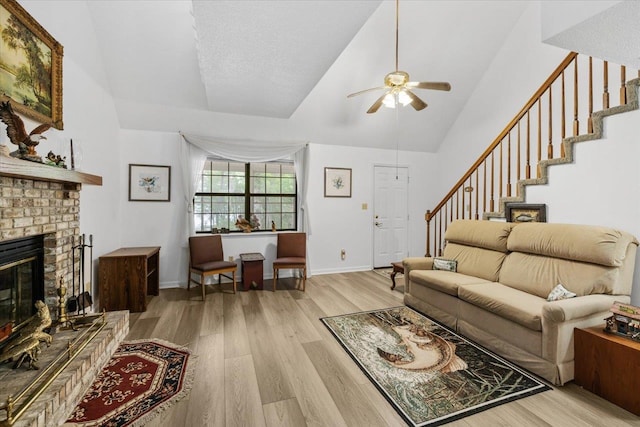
[347,0,451,114]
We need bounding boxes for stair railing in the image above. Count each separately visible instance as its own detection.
[425,52,639,257]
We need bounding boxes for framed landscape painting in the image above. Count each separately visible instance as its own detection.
[324,167,352,198]
[129,164,171,202]
[0,0,64,129]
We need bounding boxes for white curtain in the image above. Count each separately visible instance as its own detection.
[179,132,310,237]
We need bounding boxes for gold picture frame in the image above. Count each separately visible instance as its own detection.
[0,0,64,129]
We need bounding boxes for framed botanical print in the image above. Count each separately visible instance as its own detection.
[129,164,171,202]
[324,167,352,198]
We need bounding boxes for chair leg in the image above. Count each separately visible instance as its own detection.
[302,266,306,292]
[232,270,236,294]
[273,267,277,292]
[187,267,191,291]
[201,274,205,301]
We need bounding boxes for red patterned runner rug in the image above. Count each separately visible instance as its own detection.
[64,339,196,427]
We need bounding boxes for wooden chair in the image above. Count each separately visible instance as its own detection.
[188,235,237,300]
[272,232,306,291]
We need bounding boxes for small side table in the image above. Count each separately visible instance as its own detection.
[574,326,640,415]
[240,253,265,291]
[390,261,404,290]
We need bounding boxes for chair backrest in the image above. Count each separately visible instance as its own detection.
[277,232,306,258]
[189,235,224,265]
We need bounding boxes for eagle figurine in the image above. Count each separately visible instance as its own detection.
[0,101,51,162]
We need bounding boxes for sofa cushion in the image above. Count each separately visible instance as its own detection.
[507,222,639,267]
[444,220,516,252]
[410,270,489,296]
[442,243,507,282]
[458,282,545,331]
[499,252,618,298]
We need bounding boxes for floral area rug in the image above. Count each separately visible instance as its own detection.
[64,339,196,427]
[322,306,550,426]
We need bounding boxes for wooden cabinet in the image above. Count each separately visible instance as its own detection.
[574,326,640,415]
[240,253,264,291]
[99,247,160,312]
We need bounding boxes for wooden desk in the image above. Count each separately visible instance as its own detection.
[99,246,160,312]
[240,253,264,291]
[574,326,640,415]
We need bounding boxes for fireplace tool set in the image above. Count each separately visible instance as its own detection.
[58,234,100,329]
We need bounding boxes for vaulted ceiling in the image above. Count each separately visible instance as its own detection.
[84,1,636,153]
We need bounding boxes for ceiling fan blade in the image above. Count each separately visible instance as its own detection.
[367,93,388,114]
[406,81,451,91]
[405,90,427,111]
[347,86,387,98]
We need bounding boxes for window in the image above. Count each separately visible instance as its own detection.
[194,159,297,233]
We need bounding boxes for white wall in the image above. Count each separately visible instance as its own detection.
[434,2,568,199]
[526,105,640,305]
[116,131,436,287]
[17,1,122,297]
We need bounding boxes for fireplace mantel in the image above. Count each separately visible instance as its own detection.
[0,155,102,185]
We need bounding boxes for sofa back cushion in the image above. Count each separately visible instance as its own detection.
[444,220,516,252]
[507,223,638,267]
[499,252,619,298]
[443,243,507,282]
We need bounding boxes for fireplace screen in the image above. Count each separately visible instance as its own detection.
[0,236,44,332]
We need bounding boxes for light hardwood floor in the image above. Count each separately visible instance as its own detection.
[128,271,640,426]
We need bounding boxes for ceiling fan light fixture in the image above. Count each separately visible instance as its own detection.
[382,89,411,109]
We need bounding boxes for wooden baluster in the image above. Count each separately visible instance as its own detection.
[483,160,487,213]
[526,111,531,179]
[438,210,442,256]
[507,132,512,197]
[603,61,610,109]
[573,57,579,136]
[548,86,553,159]
[561,70,566,158]
[517,121,521,181]
[620,65,627,105]
[490,151,495,212]
[588,56,593,133]
[475,169,479,219]
[425,211,431,257]
[449,197,453,223]
[537,98,542,178]
[499,140,503,200]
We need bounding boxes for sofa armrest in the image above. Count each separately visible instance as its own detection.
[542,294,630,323]
[403,257,433,273]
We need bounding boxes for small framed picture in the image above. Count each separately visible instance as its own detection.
[128,164,171,202]
[324,167,352,198]
[505,203,546,223]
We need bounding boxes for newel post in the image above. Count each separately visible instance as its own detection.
[425,210,431,257]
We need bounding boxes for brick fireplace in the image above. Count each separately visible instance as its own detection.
[0,176,80,319]
[0,155,130,427]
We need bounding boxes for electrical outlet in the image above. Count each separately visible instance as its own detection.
[362,203,368,210]
[228,256,234,262]
[341,249,346,260]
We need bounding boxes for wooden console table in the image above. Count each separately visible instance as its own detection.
[99,246,160,312]
[240,253,264,291]
[574,326,640,415]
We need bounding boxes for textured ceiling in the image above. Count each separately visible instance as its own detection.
[192,0,381,118]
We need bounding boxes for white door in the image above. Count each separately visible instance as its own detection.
[373,166,409,268]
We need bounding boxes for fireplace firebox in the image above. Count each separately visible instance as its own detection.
[0,235,44,335]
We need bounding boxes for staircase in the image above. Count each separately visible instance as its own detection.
[425,52,640,257]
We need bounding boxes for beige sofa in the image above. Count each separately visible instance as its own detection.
[403,220,638,385]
